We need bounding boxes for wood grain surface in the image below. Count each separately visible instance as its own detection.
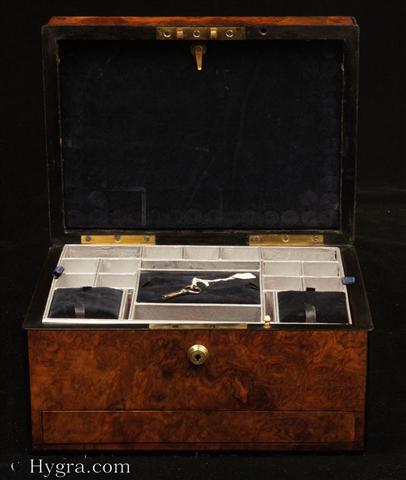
[28,329,367,449]
[42,410,356,444]
[29,330,366,411]
[47,16,355,27]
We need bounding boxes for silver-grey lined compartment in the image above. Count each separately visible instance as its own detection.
[42,244,351,326]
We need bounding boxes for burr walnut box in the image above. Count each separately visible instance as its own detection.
[24,16,373,451]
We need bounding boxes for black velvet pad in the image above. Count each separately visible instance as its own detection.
[49,287,123,319]
[278,291,349,324]
[137,271,260,304]
[59,40,343,231]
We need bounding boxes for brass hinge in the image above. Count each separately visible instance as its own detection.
[156,26,246,41]
[249,234,325,246]
[81,234,156,245]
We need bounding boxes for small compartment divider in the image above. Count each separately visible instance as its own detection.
[93,258,102,286]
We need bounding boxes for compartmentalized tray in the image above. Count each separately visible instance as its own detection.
[42,245,352,326]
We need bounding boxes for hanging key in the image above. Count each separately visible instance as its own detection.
[190,44,206,71]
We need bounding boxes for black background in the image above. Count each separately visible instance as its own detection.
[0,1,405,479]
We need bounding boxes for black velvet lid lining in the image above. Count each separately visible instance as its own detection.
[59,40,343,231]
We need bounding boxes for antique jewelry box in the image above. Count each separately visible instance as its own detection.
[24,16,373,451]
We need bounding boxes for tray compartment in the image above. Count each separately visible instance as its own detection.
[44,289,129,322]
[54,274,96,288]
[261,247,337,262]
[303,277,343,292]
[60,258,99,274]
[64,245,141,258]
[142,246,183,260]
[99,259,140,274]
[132,304,261,323]
[43,244,351,325]
[183,246,220,260]
[220,247,260,260]
[263,261,302,276]
[141,260,260,271]
[263,276,303,291]
[303,262,340,277]
[96,274,138,289]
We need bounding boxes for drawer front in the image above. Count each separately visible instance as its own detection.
[42,410,356,445]
[29,330,366,412]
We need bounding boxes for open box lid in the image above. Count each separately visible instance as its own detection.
[43,16,359,246]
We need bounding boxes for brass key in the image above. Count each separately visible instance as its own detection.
[161,285,202,301]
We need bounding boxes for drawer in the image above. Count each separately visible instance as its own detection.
[29,330,366,412]
[42,410,356,445]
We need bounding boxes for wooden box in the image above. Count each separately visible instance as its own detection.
[24,16,373,451]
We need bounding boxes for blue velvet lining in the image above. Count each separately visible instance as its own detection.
[60,40,343,230]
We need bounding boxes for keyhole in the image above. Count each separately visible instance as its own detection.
[188,344,208,365]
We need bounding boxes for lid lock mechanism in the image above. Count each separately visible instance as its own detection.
[156,26,246,41]
[157,26,245,71]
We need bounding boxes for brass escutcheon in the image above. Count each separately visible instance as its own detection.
[187,344,209,366]
[156,26,246,41]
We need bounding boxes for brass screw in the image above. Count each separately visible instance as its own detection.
[193,29,201,38]
[163,30,171,38]
[114,234,121,242]
[282,234,289,243]
[225,29,234,38]
[85,235,91,242]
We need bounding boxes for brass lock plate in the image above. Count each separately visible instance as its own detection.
[156,26,246,41]
[187,344,209,365]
